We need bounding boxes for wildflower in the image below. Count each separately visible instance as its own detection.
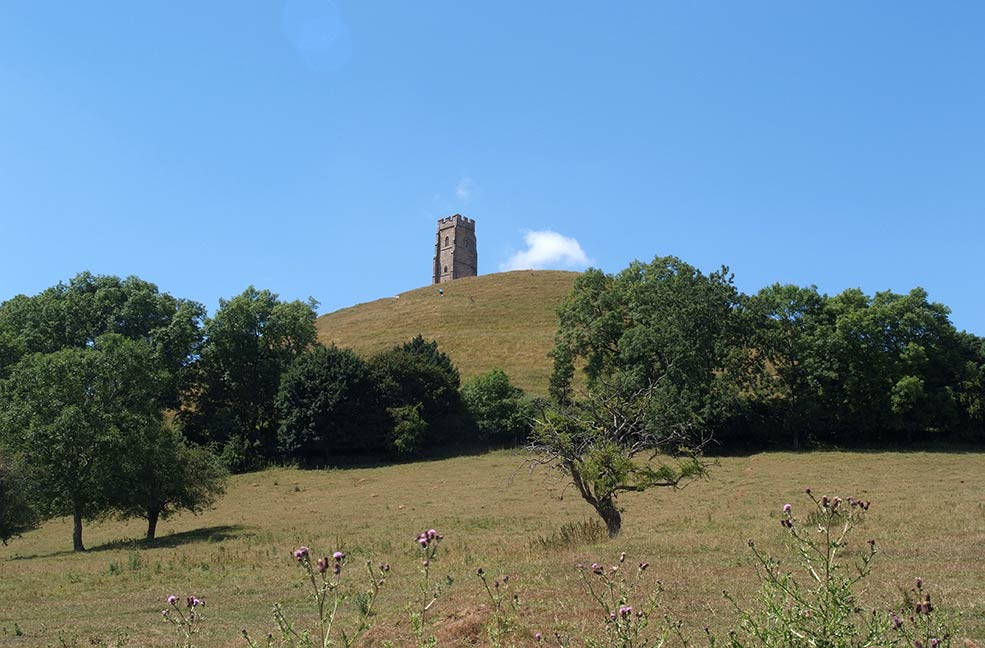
[503,574,509,583]
[380,563,390,573]
[535,632,542,641]
[619,552,626,563]
[619,605,633,619]
[294,546,310,562]
[783,503,792,513]
[418,537,429,548]
[333,562,341,575]
[821,495,830,507]
[638,561,649,572]
[930,639,941,647]
[333,550,345,561]
[891,612,903,629]
[316,557,329,574]
[167,595,178,606]
[422,559,430,567]
[591,563,603,575]
[916,577,924,589]
[476,567,485,577]
[426,529,437,540]
[805,487,811,494]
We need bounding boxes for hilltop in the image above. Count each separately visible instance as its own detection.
[316,270,578,395]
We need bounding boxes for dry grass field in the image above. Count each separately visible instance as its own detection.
[315,271,578,396]
[1,450,983,646]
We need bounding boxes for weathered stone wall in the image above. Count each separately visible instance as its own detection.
[433,214,477,284]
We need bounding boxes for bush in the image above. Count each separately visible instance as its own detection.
[461,369,531,446]
[276,345,384,462]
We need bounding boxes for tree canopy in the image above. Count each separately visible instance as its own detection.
[182,286,319,470]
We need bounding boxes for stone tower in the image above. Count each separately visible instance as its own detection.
[433,214,477,284]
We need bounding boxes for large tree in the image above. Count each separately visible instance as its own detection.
[550,256,749,429]
[0,335,160,551]
[539,256,742,536]
[182,287,318,470]
[0,271,205,406]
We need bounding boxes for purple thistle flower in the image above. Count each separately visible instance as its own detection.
[535,632,542,641]
[317,557,329,574]
[167,595,178,606]
[916,577,923,589]
[294,546,310,562]
[619,552,626,563]
[805,487,811,494]
[619,605,633,619]
[783,503,792,513]
[333,551,345,561]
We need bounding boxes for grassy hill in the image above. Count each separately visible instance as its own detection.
[316,270,579,395]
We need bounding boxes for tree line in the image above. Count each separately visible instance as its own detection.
[549,256,985,451]
[0,272,528,549]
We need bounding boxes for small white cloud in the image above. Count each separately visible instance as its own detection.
[499,230,593,271]
[455,177,476,201]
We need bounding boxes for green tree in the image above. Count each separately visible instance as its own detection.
[531,382,708,538]
[550,256,749,433]
[0,272,205,406]
[183,287,318,471]
[746,284,830,449]
[0,452,39,545]
[276,345,384,463]
[461,369,531,446]
[539,256,739,536]
[110,418,227,541]
[0,335,160,551]
[370,336,462,454]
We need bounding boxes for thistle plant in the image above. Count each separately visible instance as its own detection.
[162,594,205,648]
[242,546,389,648]
[554,552,666,648]
[475,567,522,647]
[409,529,445,648]
[716,490,959,648]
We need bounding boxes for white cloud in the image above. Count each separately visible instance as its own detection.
[455,177,476,201]
[499,230,593,271]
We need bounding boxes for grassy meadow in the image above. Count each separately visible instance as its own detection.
[1,450,983,646]
[315,271,578,396]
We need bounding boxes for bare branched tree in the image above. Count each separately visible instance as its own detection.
[528,378,710,538]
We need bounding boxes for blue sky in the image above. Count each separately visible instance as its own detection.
[2,2,983,333]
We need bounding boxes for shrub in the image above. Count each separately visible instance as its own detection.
[461,369,532,446]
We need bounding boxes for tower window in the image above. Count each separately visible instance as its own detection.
[444,236,449,246]
[443,266,448,273]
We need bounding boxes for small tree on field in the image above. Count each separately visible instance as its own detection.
[530,380,708,538]
[110,418,227,541]
[0,452,38,545]
[0,334,160,551]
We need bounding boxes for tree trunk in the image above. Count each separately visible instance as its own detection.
[146,509,159,541]
[596,499,622,538]
[72,506,85,552]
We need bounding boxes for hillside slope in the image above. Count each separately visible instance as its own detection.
[316,270,578,395]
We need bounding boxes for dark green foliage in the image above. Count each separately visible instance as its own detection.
[0,335,160,551]
[182,287,318,471]
[746,284,984,448]
[550,256,749,434]
[276,345,384,462]
[0,271,205,406]
[108,418,227,540]
[461,369,531,446]
[370,336,462,454]
[0,453,39,545]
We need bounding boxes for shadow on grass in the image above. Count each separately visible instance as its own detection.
[8,524,249,560]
